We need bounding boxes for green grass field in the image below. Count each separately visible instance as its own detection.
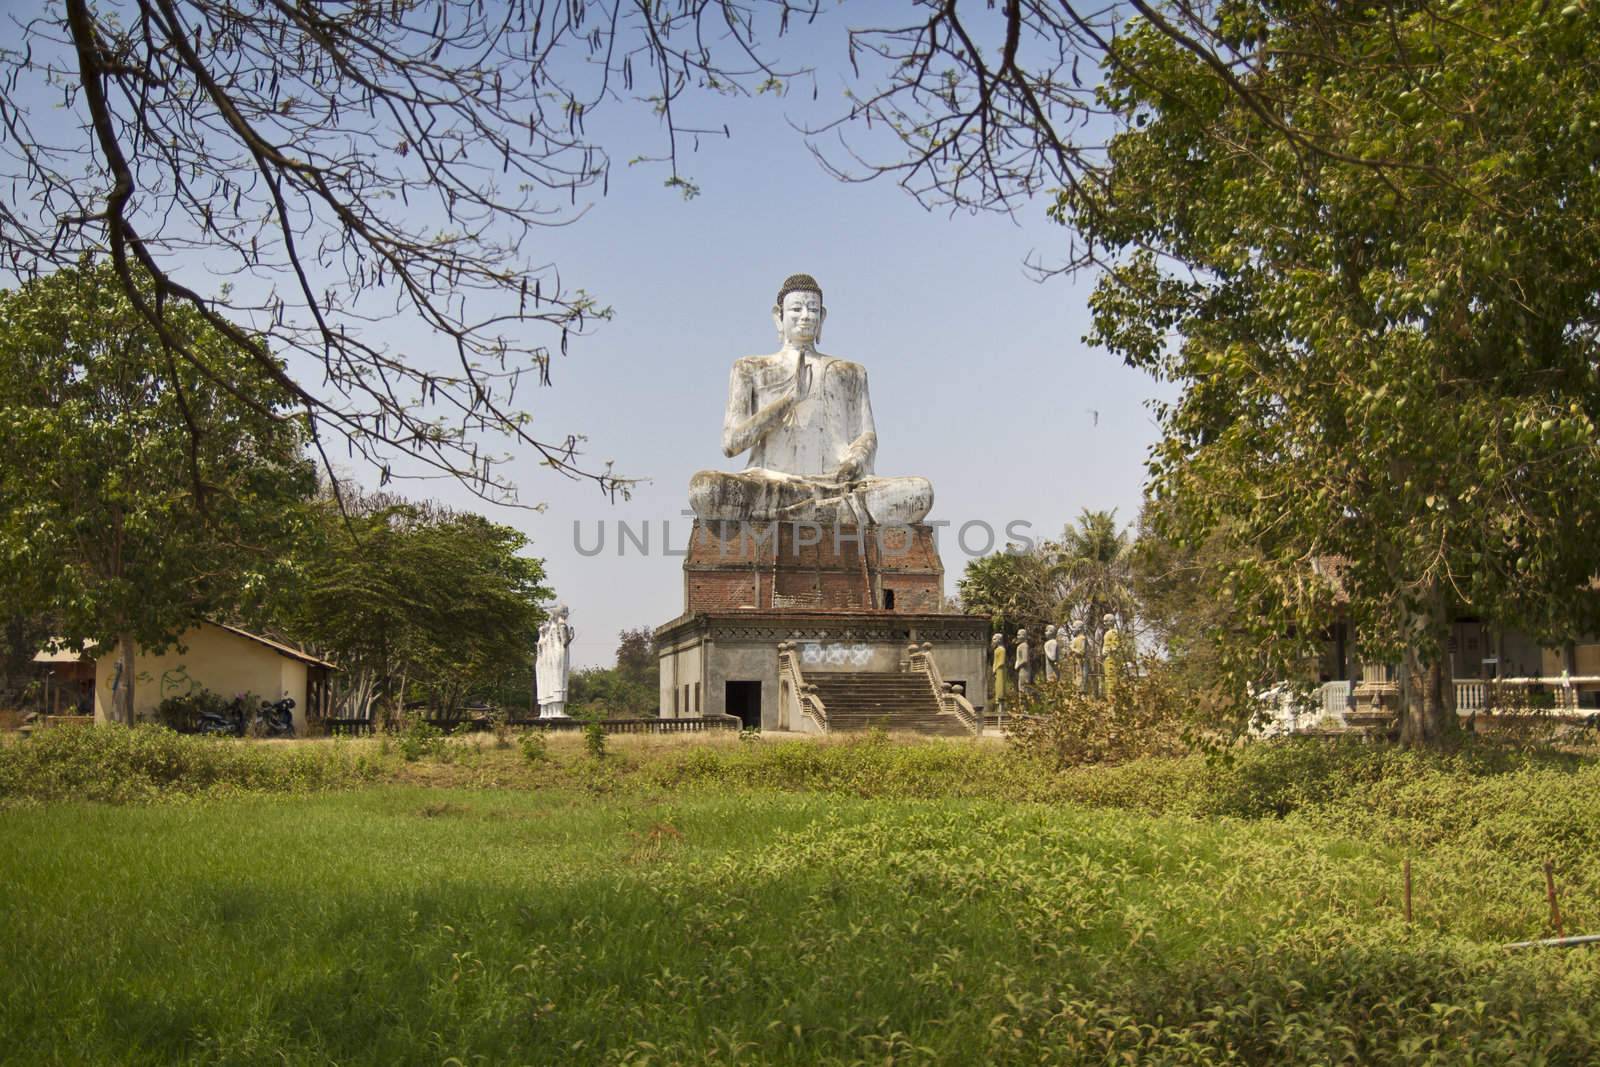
[6,728,1600,1063]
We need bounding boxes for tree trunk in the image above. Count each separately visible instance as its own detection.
[115,632,137,726]
[1397,598,1458,749]
[381,667,408,731]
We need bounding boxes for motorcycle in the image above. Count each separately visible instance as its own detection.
[196,696,249,737]
[194,696,295,738]
[258,697,295,738]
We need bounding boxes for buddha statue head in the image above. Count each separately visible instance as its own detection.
[773,272,825,347]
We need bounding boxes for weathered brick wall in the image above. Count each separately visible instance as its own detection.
[686,572,760,612]
[685,560,942,614]
[880,575,944,613]
[682,520,945,615]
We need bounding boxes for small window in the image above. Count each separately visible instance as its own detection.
[694,682,702,713]
[884,589,896,610]
[673,688,679,714]
[684,684,691,714]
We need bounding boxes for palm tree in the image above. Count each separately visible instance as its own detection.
[1050,509,1136,658]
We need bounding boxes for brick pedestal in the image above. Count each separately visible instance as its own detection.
[682,520,944,614]
[656,521,988,730]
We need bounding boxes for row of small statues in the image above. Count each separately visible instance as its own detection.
[991,616,1126,705]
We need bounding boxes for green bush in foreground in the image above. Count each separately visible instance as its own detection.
[642,736,1600,877]
[0,724,381,803]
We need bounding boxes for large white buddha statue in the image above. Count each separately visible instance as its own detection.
[688,274,933,527]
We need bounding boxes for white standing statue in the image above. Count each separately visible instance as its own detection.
[536,605,576,718]
[1015,628,1033,694]
[689,274,933,527]
[1043,624,1060,683]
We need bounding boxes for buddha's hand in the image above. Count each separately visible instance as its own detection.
[833,454,865,484]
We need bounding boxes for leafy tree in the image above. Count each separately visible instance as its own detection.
[615,628,658,689]
[958,510,1136,658]
[277,489,551,725]
[0,262,315,724]
[1130,499,1318,717]
[957,550,1051,637]
[568,628,660,719]
[1075,3,1600,745]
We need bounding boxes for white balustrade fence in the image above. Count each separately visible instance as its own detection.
[1318,681,1352,724]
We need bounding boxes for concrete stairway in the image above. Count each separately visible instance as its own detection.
[804,671,970,736]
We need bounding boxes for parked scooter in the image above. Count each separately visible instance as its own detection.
[258,698,295,738]
[194,696,294,737]
[195,696,249,737]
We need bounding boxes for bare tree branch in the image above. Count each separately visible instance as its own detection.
[3,0,806,506]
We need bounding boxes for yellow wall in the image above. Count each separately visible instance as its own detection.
[94,624,310,734]
[1542,643,1600,677]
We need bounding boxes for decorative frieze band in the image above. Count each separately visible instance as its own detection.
[706,623,987,644]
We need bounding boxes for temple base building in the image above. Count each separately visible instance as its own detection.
[655,521,988,731]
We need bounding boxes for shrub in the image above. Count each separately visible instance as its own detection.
[397,720,447,763]
[155,689,224,732]
[492,720,515,750]
[1008,654,1193,768]
[582,716,607,761]
[0,723,380,803]
[519,730,549,765]
[153,689,278,736]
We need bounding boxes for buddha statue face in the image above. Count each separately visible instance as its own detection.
[773,288,824,347]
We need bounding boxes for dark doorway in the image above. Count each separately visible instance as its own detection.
[726,680,761,730]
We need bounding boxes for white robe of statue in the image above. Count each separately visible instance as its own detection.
[536,606,575,718]
[1043,625,1060,683]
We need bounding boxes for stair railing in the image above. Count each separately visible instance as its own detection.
[907,642,983,736]
[777,641,829,733]
[943,683,982,735]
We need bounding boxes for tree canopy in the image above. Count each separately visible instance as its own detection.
[1076,2,1600,742]
[0,261,315,723]
[958,510,1136,657]
[1,0,819,502]
[569,627,660,719]
[274,489,551,725]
